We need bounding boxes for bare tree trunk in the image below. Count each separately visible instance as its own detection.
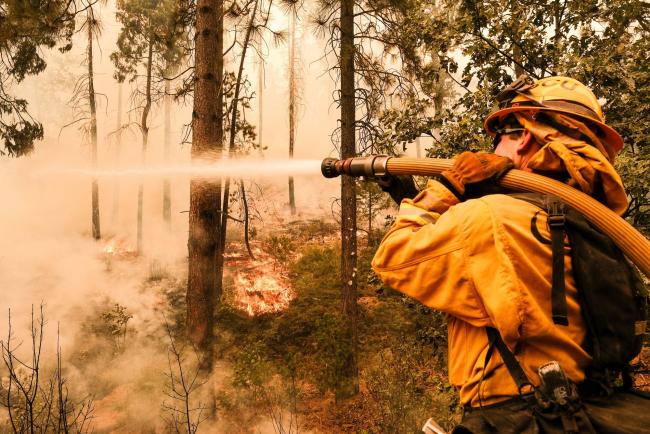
[137,40,154,254]
[510,1,525,77]
[337,0,359,400]
[163,66,172,230]
[88,9,100,240]
[112,83,123,227]
[288,11,296,215]
[513,44,524,77]
[187,0,223,356]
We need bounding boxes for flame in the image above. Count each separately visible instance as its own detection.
[100,238,137,259]
[233,273,294,316]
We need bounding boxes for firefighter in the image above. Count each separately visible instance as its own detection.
[371,76,648,433]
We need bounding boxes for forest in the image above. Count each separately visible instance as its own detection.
[0,0,648,432]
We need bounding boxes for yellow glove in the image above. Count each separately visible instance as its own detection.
[440,152,514,199]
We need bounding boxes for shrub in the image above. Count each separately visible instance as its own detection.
[262,235,295,264]
[365,337,458,433]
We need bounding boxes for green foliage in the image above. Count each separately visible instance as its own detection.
[74,301,133,363]
[99,303,133,352]
[366,338,456,433]
[313,0,453,155]
[262,234,296,265]
[356,180,393,246]
[232,341,274,388]
[286,218,338,243]
[0,0,76,155]
[373,99,437,154]
[111,0,191,84]
[213,231,457,431]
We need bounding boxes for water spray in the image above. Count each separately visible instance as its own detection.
[46,158,323,179]
[321,155,650,278]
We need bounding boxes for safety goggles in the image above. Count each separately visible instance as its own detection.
[495,74,535,108]
[492,126,525,148]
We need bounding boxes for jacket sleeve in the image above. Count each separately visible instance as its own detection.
[371,179,491,327]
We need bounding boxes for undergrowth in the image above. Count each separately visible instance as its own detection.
[214,225,460,433]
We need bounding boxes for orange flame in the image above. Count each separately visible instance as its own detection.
[101,238,137,259]
[233,274,294,316]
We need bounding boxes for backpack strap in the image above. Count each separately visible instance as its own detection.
[485,327,533,394]
[509,193,569,326]
[547,198,569,326]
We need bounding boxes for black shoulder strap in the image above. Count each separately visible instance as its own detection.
[547,198,569,326]
[485,327,532,394]
[509,193,569,326]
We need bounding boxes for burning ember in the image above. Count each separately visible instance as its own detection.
[233,273,294,316]
[101,238,137,259]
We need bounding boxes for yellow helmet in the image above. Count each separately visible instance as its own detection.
[484,75,624,153]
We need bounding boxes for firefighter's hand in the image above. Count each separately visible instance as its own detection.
[440,152,513,199]
[376,175,419,205]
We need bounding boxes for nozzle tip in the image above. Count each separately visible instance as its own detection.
[321,158,340,178]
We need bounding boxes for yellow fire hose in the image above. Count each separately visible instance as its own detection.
[321,155,650,278]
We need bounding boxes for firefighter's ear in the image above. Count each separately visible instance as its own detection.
[516,130,537,154]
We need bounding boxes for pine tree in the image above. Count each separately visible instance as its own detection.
[187,0,224,353]
[288,10,297,215]
[0,1,76,156]
[87,5,101,241]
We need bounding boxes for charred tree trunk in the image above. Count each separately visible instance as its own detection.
[88,9,100,240]
[337,0,359,400]
[288,11,296,215]
[187,0,223,356]
[137,40,154,254]
[163,66,172,230]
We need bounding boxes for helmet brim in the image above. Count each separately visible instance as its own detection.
[484,106,624,153]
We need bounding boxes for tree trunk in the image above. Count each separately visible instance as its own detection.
[258,47,264,155]
[112,83,123,227]
[513,44,524,77]
[88,9,100,240]
[187,0,223,355]
[163,65,172,230]
[368,187,372,244]
[218,0,259,291]
[511,1,525,77]
[137,40,154,254]
[288,11,296,215]
[338,0,359,400]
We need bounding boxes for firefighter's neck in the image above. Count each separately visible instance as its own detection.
[494,130,540,172]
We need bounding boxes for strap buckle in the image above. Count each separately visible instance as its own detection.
[546,198,566,228]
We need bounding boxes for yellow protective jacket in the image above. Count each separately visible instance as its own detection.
[371,180,591,407]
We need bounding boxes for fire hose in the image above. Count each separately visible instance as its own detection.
[321,155,650,278]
